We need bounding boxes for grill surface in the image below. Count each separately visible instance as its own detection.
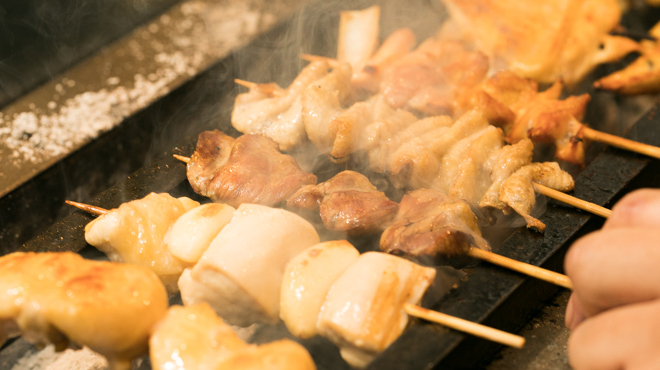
[2,0,660,369]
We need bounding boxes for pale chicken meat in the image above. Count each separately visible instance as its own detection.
[287,170,398,235]
[440,0,638,84]
[0,252,168,370]
[231,60,334,150]
[85,192,199,292]
[178,204,320,327]
[150,303,316,370]
[317,252,436,368]
[389,109,490,189]
[479,138,534,211]
[500,162,575,232]
[280,240,360,338]
[447,125,504,206]
[186,130,317,207]
[165,203,235,265]
[381,189,490,267]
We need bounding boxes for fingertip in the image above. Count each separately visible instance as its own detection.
[605,189,660,229]
[565,293,585,330]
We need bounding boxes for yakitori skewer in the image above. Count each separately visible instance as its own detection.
[404,303,525,349]
[65,199,526,349]
[171,154,607,221]
[300,53,660,163]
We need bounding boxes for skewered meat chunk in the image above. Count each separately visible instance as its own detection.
[380,189,490,267]
[500,162,575,232]
[186,130,317,207]
[150,303,316,370]
[317,252,436,368]
[165,203,235,264]
[85,192,199,292]
[337,6,380,75]
[0,252,168,370]
[379,37,489,115]
[287,170,398,235]
[280,240,360,338]
[440,0,638,85]
[594,21,660,94]
[178,204,320,327]
[231,60,333,150]
[480,138,534,211]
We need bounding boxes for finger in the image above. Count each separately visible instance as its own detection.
[568,299,660,370]
[564,227,660,317]
[565,293,585,330]
[605,189,660,230]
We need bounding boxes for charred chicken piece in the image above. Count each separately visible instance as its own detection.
[150,303,316,370]
[440,0,638,85]
[594,21,660,95]
[0,252,168,370]
[85,192,199,292]
[499,162,575,232]
[380,189,490,268]
[287,170,398,235]
[186,130,317,208]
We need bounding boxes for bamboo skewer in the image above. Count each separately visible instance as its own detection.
[234,79,286,97]
[533,183,611,218]
[581,126,660,161]
[65,200,525,349]
[172,154,190,163]
[404,303,525,349]
[65,200,107,216]
[467,248,573,289]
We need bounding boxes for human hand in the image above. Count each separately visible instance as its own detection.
[564,189,660,370]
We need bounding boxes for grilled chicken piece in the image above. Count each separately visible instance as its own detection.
[440,0,638,85]
[287,170,398,235]
[85,192,199,292]
[165,203,235,265]
[0,252,168,370]
[231,60,332,150]
[390,109,490,189]
[179,204,320,327]
[459,71,590,165]
[186,130,317,207]
[317,252,436,368]
[480,138,534,211]
[594,21,660,94]
[350,28,417,94]
[446,125,504,205]
[379,37,489,115]
[280,241,360,338]
[150,303,315,370]
[500,162,575,232]
[380,189,490,267]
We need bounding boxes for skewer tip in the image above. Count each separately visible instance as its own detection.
[173,154,190,164]
[65,200,108,216]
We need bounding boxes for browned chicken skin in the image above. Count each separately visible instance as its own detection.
[287,170,398,235]
[187,130,317,207]
[0,252,168,370]
[380,189,490,267]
